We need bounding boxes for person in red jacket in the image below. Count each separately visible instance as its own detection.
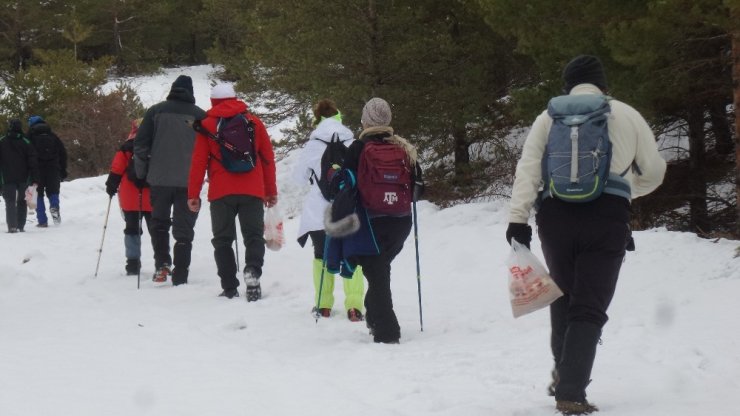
[105,119,155,275]
[187,83,278,300]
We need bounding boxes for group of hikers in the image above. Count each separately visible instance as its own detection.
[2,53,668,415]
[0,116,67,232]
[103,75,422,347]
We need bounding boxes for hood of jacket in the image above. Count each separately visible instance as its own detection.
[166,87,196,104]
[206,99,248,119]
[29,122,52,136]
[359,126,418,166]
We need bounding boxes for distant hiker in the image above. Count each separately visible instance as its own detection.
[105,119,156,276]
[0,119,39,233]
[506,55,667,414]
[134,75,206,285]
[187,83,277,300]
[27,115,67,227]
[293,98,365,321]
[325,97,423,344]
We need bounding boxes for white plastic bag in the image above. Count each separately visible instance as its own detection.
[264,204,284,251]
[25,184,38,210]
[506,239,563,318]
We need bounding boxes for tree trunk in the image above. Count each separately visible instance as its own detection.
[732,25,740,238]
[365,0,381,96]
[687,109,711,236]
[710,101,733,155]
[453,126,470,178]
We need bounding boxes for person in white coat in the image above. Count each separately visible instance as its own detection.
[506,55,666,415]
[293,99,365,322]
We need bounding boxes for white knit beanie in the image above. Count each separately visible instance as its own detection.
[361,97,392,127]
[210,83,236,99]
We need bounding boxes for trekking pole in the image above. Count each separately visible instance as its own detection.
[314,236,331,324]
[94,196,113,278]
[137,191,143,289]
[234,237,240,273]
[412,200,423,332]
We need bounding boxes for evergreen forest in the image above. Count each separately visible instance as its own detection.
[1,0,739,238]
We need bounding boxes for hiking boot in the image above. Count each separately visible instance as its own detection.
[50,207,61,225]
[311,307,331,318]
[125,259,141,276]
[556,400,598,415]
[8,228,18,233]
[347,308,364,322]
[36,223,48,228]
[219,288,240,299]
[548,368,559,396]
[244,267,261,302]
[153,264,170,283]
[172,268,189,286]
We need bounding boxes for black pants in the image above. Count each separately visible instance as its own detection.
[149,186,198,269]
[536,194,630,401]
[2,182,27,231]
[355,216,412,343]
[210,195,265,290]
[308,230,327,260]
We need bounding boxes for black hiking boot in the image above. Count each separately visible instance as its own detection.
[172,267,189,286]
[556,400,598,415]
[50,207,61,225]
[125,259,141,276]
[219,288,239,299]
[244,267,261,302]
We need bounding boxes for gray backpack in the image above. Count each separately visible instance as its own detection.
[541,94,618,203]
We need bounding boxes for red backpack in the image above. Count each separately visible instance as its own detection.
[357,141,412,216]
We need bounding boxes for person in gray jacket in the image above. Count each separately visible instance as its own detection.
[506,55,666,415]
[134,75,206,285]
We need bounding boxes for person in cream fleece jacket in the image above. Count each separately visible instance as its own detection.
[506,55,666,414]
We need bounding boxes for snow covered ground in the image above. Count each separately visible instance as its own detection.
[2,71,740,416]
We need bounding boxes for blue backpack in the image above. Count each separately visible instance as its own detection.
[541,94,616,203]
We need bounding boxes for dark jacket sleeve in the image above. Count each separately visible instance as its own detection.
[134,106,156,179]
[56,134,67,174]
[26,138,40,184]
[343,139,365,173]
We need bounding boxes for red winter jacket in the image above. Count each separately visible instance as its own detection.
[109,138,152,212]
[188,99,277,202]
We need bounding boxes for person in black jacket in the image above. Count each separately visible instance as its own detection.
[0,119,39,233]
[27,115,67,227]
[134,75,206,285]
[331,97,422,344]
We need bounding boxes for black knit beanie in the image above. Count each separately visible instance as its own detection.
[8,118,22,133]
[171,75,194,95]
[562,55,607,93]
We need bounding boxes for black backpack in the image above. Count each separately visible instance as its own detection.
[191,115,256,173]
[311,132,348,201]
[215,114,257,173]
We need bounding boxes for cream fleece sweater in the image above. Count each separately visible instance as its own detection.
[508,84,667,224]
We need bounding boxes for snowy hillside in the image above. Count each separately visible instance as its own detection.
[1,70,739,416]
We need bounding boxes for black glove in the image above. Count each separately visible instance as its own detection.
[60,170,68,180]
[133,177,149,189]
[506,223,532,249]
[105,173,121,197]
[626,229,636,251]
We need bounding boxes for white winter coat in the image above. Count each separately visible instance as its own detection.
[509,84,667,224]
[293,117,355,239]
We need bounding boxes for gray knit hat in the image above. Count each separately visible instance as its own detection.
[361,97,392,127]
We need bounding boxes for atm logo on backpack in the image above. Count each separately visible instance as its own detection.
[383,192,399,205]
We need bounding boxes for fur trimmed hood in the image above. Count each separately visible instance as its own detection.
[359,126,418,166]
